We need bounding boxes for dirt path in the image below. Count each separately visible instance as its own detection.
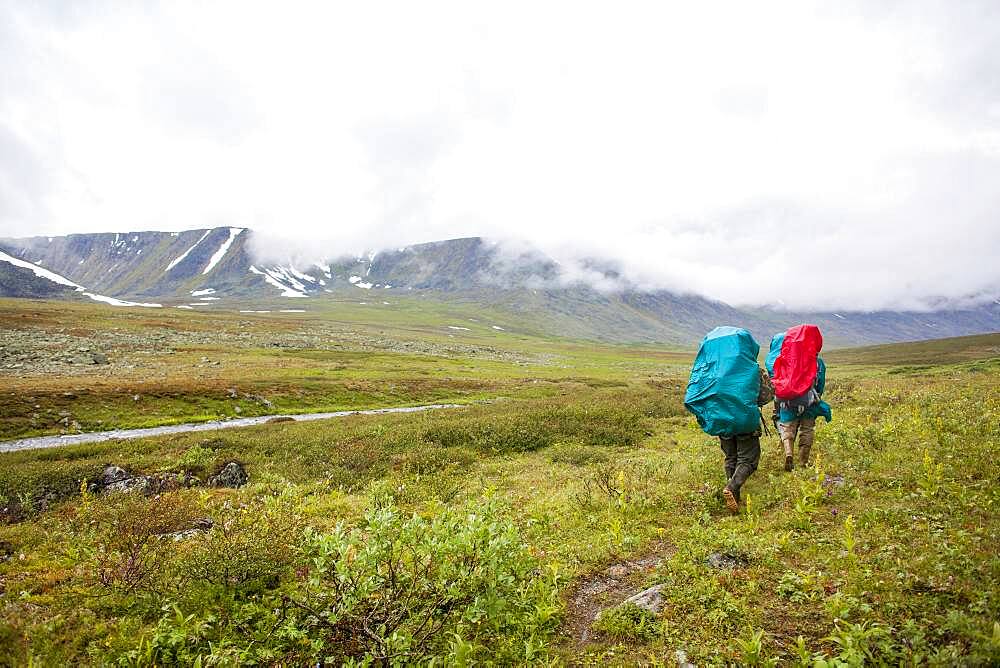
[561,541,674,646]
[0,403,463,453]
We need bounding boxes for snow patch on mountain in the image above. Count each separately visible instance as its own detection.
[166,230,211,272]
[287,266,316,284]
[86,294,162,308]
[202,228,244,274]
[0,249,82,288]
[0,250,162,307]
[249,265,306,297]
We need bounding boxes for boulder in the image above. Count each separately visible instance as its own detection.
[705,552,746,570]
[97,466,202,496]
[90,352,109,365]
[166,517,214,542]
[103,475,152,495]
[99,465,130,487]
[621,584,665,614]
[209,461,248,488]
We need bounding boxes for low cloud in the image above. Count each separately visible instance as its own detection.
[2,1,998,311]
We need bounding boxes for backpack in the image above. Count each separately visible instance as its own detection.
[772,324,823,415]
[684,327,762,437]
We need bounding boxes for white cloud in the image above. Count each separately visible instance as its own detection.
[1,1,998,310]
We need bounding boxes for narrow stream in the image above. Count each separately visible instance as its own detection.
[0,404,463,454]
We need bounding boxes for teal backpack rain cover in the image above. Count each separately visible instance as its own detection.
[684,326,762,437]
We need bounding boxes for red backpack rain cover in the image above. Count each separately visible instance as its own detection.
[772,324,823,400]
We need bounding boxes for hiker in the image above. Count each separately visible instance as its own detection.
[767,324,832,471]
[684,327,774,513]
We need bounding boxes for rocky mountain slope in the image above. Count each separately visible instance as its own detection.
[2,228,997,346]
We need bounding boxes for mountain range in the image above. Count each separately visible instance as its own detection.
[2,227,997,347]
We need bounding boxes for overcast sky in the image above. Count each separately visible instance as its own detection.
[1,1,998,310]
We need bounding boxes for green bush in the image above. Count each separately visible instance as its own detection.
[391,445,477,474]
[592,602,659,641]
[294,496,562,664]
[80,491,202,596]
[546,442,610,466]
[171,492,303,596]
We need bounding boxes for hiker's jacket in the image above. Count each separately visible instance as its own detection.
[777,357,832,424]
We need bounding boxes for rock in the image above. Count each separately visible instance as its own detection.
[227,387,238,398]
[675,649,696,668]
[621,584,665,614]
[209,461,248,488]
[706,552,746,570]
[99,465,130,487]
[90,352,109,365]
[233,406,242,414]
[168,529,203,542]
[145,471,201,494]
[165,517,214,542]
[103,475,152,495]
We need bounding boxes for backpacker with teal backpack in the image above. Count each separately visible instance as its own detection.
[684,327,763,437]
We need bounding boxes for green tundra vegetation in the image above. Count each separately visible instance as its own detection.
[0,301,998,665]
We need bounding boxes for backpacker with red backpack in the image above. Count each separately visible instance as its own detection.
[771,324,823,418]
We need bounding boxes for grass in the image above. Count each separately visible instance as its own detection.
[0,300,998,664]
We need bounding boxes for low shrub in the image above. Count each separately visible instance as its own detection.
[80,491,202,595]
[546,442,610,466]
[592,602,659,641]
[292,496,562,664]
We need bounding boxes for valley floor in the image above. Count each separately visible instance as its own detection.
[0,301,998,665]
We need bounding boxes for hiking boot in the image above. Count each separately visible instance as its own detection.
[722,487,739,513]
[799,445,811,467]
[784,455,794,472]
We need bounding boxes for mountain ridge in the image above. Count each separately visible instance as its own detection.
[2,227,997,347]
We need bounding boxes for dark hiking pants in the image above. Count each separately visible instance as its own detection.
[719,433,761,502]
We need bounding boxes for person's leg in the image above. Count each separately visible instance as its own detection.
[720,436,738,480]
[720,437,739,512]
[778,419,800,471]
[726,434,761,509]
[798,416,816,466]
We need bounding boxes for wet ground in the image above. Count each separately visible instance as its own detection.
[0,403,462,453]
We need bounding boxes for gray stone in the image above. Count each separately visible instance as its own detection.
[675,649,696,668]
[90,352,109,365]
[99,465,130,487]
[103,475,152,495]
[209,461,248,488]
[621,584,665,614]
[166,519,214,542]
[706,552,745,570]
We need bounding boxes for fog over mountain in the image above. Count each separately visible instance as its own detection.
[2,2,999,310]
